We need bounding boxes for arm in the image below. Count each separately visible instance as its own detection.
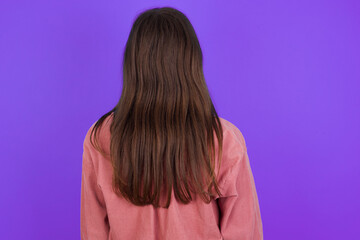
[80,140,110,239]
[217,130,263,240]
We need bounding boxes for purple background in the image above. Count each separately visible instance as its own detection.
[1,0,359,239]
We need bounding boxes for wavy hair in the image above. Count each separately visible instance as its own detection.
[89,6,224,208]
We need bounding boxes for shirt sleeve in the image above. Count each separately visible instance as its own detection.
[217,128,263,240]
[80,136,110,240]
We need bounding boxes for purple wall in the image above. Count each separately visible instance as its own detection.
[1,0,359,239]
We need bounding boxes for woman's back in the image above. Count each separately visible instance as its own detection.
[81,113,263,239]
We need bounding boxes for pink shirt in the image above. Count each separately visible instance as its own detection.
[81,114,263,240]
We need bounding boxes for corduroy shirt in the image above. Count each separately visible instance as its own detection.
[81,113,263,239]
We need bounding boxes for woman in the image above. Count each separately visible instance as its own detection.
[81,6,263,240]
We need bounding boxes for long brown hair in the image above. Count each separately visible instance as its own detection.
[89,6,224,208]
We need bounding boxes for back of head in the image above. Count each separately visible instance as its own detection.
[122,7,207,112]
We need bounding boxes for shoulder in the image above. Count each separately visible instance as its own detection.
[218,116,247,152]
[83,113,114,150]
[82,120,97,151]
